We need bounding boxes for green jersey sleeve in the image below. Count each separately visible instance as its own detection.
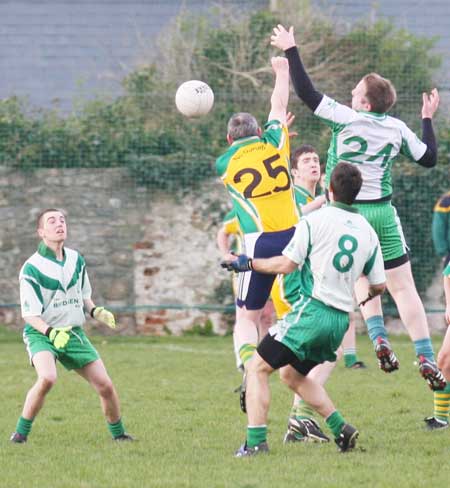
[19,276,44,317]
[364,232,385,285]
[282,219,311,267]
[262,120,286,148]
[313,95,355,130]
[399,120,427,162]
[82,268,92,300]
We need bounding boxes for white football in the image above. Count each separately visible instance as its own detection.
[175,80,214,117]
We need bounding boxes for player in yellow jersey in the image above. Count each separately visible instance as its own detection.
[424,263,450,429]
[217,57,299,411]
[432,191,450,267]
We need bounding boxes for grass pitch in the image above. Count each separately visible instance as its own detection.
[1,327,450,488]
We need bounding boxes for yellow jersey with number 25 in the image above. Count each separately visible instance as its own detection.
[216,120,299,234]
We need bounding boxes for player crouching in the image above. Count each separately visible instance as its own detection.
[10,209,133,444]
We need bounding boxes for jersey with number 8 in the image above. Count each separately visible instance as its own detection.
[283,203,385,312]
[316,95,427,200]
[216,120,299,233]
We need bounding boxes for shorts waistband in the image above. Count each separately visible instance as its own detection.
[300,295,348,315]
[354,195,392,204]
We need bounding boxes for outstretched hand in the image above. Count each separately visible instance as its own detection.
[422,88,439,119]
[270,24,296,51]
[286,112,298,138]
[221,254,253,273]
[271,56,289,73]
[93,307,116,329]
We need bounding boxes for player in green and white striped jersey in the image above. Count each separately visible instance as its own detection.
[283,144,368,444]
[271,24,446,393]
[292,145,366,368]
[10,209,133,444]
[224,163,393,455]
[291,144,325,215]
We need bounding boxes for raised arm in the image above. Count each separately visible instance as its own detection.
[268,56,290,124]
[270,24,323,112]
[417,88,439,168]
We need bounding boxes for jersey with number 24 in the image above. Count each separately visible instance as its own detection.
[316,95,427,200]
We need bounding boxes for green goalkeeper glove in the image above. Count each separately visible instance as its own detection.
[45,326,72,349]
[91,307,116,329]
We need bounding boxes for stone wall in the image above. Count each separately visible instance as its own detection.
[0,165,447,335]
[132,187,231,335]
[0,166,231,335]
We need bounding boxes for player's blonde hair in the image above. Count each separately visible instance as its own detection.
[362,73,397,114]
[227,112,259,140]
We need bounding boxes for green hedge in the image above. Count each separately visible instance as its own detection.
[0,2,448,293]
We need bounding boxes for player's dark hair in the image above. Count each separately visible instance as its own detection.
[330,162,362,205]
[227,112,259,140]
[36,208,66,229]
[362,73,397,113]
[291,144,318,170]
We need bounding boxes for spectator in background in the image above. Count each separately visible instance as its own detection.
[432,191,450,267]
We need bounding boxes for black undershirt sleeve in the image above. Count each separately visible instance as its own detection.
[284,46,323,112]
[416,118,437,168]
[285,47,437,168]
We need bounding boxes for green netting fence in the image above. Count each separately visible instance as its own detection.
[0,0,449,319]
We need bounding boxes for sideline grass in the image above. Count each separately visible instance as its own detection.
[1,329,450,488]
